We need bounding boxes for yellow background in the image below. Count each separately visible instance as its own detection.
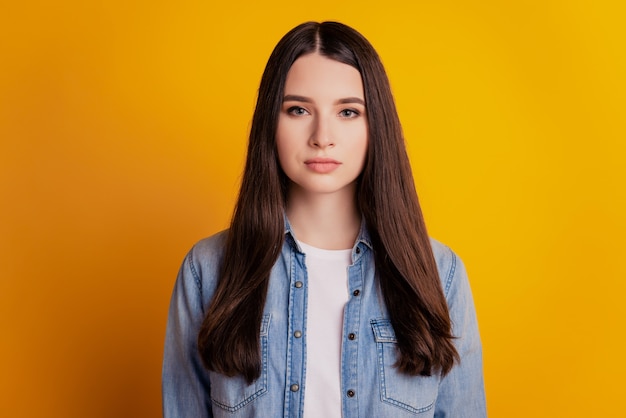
[1,1,624,417]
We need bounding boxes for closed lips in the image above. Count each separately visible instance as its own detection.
[305,158,341,173]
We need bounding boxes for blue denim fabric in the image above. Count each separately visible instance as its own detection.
[162,222,486,417]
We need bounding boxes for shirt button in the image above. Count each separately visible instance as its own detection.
[290,384,300,392]
[355,247,361,254]
[353,289,360,296]
[347,389,355,397]
[294,330,302,338]
[348,333,356,340]
[295,281,303,288]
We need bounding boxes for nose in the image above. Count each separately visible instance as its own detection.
[309,115,335,148]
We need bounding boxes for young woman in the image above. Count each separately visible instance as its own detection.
[163,21,486,418]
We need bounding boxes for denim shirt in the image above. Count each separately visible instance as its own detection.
[162,222,486,418]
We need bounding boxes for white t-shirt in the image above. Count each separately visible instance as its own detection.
[298,240,351,418]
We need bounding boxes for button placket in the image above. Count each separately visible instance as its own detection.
[342,256,363,414]
[285,250,306,416]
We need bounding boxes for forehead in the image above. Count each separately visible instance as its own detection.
[283,53,364,99]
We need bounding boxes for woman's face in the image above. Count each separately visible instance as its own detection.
[276,52,368,197]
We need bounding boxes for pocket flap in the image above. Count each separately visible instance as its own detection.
[370,318,397,343]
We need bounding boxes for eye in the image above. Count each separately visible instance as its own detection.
[339,108,360,118]
[287,106,309,116]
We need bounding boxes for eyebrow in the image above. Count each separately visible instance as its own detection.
[283,94,365,106]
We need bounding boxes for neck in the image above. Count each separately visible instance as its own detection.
[286,184,361,250]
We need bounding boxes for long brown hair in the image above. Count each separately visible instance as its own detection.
[198,21,458,384]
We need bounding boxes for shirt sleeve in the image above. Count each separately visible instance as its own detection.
[162,248,213,418]
[435,249,487,417]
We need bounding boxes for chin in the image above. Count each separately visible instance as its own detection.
[291,179,358,196]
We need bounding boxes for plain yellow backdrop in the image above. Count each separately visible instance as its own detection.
[1,1,624,417]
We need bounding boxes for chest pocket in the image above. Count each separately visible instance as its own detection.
[209,314,271,413]
[370,319,440,415]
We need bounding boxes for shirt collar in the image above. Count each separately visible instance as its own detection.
[283,213,373,252]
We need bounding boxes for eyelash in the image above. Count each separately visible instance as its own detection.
[339,109,360,118]
[286,106,361,118]
[287,106,308,116]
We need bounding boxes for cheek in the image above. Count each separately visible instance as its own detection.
[354,126,369,162]
[275,133,294,173]
[275,122,288,161]
[356,130,369,172]
[275,139,287,169]
[358,141,368,170]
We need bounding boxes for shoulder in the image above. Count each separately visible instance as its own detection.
[429,237,468,298]
[182,230,229,286]
[189,229,229,261]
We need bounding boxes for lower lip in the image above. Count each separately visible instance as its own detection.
[305,162,341,174]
